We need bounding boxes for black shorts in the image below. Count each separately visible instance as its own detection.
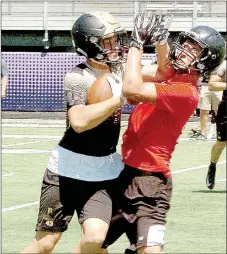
[36,169,118,232]
[103,165,172,249]
[216,100,227,142]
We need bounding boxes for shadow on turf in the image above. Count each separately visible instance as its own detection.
[193,190,226,194]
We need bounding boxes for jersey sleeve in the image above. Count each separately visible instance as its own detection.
[64,72,90,108]
[212,61,226,81]
[155,83,198,120]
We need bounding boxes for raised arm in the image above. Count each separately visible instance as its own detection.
[123,46,157,104]
[123,11,174,103]
[141,12,174,80]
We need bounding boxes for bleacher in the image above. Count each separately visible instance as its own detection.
[1,1,226,32]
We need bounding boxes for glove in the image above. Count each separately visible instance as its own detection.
[130,11,157,50]
[106,73,126,103]
[150,11,174,45]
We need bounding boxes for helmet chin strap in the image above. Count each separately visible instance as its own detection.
[173,57,203,73]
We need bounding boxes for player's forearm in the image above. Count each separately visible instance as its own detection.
[123,47,143,99]
[156,43,170,72]
[208,81,226,91]
[69,97,122,133]
[141,44,172,82]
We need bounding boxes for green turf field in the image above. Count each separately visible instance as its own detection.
[2,120,226,253]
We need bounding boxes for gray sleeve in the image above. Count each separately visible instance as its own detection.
[212,61,226,78]
[1,58,9,77]
[64,72,90,107]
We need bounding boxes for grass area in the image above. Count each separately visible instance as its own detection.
[2,121,226,253]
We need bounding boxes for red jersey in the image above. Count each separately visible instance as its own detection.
[122,72,199,178]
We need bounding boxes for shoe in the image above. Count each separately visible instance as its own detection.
[206,164,216,189]
[196,134,207,140]
[188,127,201,138]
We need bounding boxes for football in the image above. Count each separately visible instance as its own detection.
[87,73,113,104]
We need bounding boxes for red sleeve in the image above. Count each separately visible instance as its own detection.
[155,83,199,120]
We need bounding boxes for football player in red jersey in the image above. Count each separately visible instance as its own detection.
[103,12,226,254]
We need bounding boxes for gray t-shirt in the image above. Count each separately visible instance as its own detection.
[212,60,226,82]
[212,60,226,99]
[1,58,9,77]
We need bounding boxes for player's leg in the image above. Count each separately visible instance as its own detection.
[20,231,62,254]
[73,180,117,253]
[206,101,227,189]
[20,169,75,253]
[198,86,210,139]
[199,109,209,138]
[121,166,172,254]
[206,140,226,189]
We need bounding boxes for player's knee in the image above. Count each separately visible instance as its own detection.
[82,218,108,246]
[82,230,107,247]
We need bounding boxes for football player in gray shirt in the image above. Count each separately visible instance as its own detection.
[20,11,125,254]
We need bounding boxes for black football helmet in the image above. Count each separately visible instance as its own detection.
[71,11,126,64]
[169,25,226,73]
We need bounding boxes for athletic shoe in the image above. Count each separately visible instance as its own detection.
[206,164,216,189]
[196,134,207,140]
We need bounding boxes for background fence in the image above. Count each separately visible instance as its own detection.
[1,52,156,113]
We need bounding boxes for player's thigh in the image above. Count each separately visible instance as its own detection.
[78,179,118,242]
[78,180,116,225]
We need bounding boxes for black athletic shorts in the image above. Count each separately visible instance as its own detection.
[216,99,227,142]
[36,169,118,232]
[103,165,172,249]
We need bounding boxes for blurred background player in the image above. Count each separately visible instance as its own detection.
[206,58,226,189]
[196,72,222,140]
[1,57,9,98]
[103,12,226,254]
[20,11,126,254]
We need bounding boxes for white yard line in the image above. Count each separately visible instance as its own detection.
[3,139,59,148]
[2,135,216,143]
[178,137,216,142]
[2,124,65,128]
[2,149,51,154]
[216,179,226,182]
[172,160,226,174]
[2,202,39,213]
[2,160,226,213]
[2,121,129,128]
[2,173,14,177]
[2,135,62,139]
